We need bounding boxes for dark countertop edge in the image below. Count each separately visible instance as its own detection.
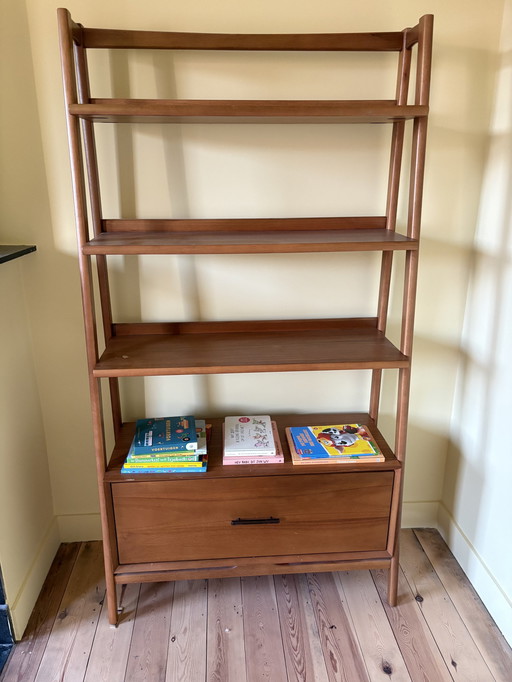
[0,245,37,265]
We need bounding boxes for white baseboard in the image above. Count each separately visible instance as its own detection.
[57,513,102,542]
[51,505,511,647]
[437,503,512,646]
[401,501,440,528]
[8,518,61,639]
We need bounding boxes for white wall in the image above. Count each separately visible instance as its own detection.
[440,0,512,645]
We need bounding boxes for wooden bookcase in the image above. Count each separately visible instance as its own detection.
[57,8,433,626]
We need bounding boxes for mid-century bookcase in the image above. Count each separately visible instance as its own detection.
[57,8,433,626]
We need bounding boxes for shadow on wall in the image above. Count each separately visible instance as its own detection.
[441,48,512,603]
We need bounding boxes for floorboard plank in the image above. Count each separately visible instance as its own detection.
[400,530,495,681]
[166,579,207,682]
[3,531,509,682]
[296,574,333,680]
[241,575,288,681]
[124,581,174,682]
[306,572,370,682]
[0,543,81,682]
[33,542,105,682]
[414,528,512,682]
[372,567,453,682]
[334,570,412,681]
[274,573,329,682]
[83,583,139,682]
[207,577,246,682]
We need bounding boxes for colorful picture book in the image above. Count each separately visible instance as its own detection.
[132,415,197,454]
[286,423,384,464]
[223,422,284,465]
[127,421,208,462]
[121,456,208,474]
[122,419,210,474]
[223,415,275,457]
[122,459,205,469]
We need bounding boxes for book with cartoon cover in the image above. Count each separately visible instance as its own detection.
[287,423,382,459]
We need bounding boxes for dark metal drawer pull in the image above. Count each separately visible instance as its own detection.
[231,516,280,525]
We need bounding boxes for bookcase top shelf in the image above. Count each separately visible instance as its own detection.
[73,25,420,52]
[69,100,428,124]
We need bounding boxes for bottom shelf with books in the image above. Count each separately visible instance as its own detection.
[104,412,402,587]
[106,412,400,481]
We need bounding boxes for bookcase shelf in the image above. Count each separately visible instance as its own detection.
[83,225,418,255]
[94,319,408,377]
[105,414,401,482]
[69,99,428,124]
[58,8,433,626]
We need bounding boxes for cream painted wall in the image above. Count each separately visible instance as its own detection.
[3,0,505,641]
[441,0,512,645]
[0,0,60,638]
[0,265,59,638]
[24,0,504,521]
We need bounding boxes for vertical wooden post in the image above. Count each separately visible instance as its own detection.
[387,13,433,604]
[57,8,119,625]
[370,27,413,421]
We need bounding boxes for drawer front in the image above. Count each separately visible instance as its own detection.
[112,471,393,565]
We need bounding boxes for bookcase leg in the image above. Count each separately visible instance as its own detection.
[388,554,399,606]
[106,576,119,626]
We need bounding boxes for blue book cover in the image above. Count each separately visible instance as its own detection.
[127,420,208,460]
[133,415,197,454]
[288,424,381,459]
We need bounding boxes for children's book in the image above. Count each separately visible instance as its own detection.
[122,459,205,469]
[286,423,383,460]
[121,456,208,474]
[223,415,275,456]
[133,415,197,454]
[286,433,384,465]
[223,422,284,464]
[127,420,209,460]
[121,466,207,473]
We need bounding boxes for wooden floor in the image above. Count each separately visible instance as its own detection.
[1,529,510,682]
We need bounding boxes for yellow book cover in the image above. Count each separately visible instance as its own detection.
[287,423,382,459]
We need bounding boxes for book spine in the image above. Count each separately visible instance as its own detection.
[121,467,207,474]
[126,453,201,462]
[222,457,285,465]
[123,461,204,468]
[223,450,276,457]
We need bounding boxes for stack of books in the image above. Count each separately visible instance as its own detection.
[223,415,284,465]
[285,423,384,465]
[121,416,209,474]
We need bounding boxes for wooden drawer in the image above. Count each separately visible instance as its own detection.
[112,471,393,565]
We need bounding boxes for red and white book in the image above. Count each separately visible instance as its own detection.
[223,421,284,465]
[223,415,276,457]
